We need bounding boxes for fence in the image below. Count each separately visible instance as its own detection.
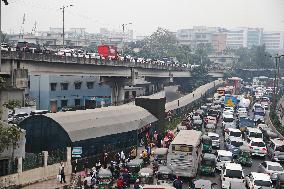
[47,148,67,165]
[23,152,44,171]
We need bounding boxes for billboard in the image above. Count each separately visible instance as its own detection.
[224,95,238,107]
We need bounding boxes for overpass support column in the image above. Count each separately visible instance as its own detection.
[111,81,125,106]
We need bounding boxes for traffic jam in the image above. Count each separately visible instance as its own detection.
[171,77,284,189]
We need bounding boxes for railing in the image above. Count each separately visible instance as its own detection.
[1,51,192,71]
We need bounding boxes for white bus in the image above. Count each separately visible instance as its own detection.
[167,130,202,178]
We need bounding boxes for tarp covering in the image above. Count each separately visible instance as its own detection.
[45,104,157,142]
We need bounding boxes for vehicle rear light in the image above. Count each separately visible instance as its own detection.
[262,148,267,151]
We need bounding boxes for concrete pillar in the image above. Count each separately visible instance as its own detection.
[43,151,48,167]
[67,147,71,165]
[111,82,125,105]
[17,157,23,173]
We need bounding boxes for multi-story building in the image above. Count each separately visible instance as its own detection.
[212,33,227,52]
[262,31,284,54]
[29,75,112,111]
[99,28,134,43]
[226,27,262,49]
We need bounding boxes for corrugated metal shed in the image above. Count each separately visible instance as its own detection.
[45,104,157,142]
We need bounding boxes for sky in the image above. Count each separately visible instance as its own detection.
[2,0,284,37]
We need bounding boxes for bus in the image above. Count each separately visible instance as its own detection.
[167,130,202,178]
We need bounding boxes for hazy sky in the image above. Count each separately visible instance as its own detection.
[2,0,284,36]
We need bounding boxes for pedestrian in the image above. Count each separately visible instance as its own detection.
[117,176,124,189]
[95,160,101,171]
[134,179,141,189]
[130,147,137,159]
[59,162,66,184]
[116,152,121,164]
[120,151,126,163]
[193,93,195,98]
[173,176,183,189]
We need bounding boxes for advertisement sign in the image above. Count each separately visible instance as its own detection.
[225,95,238,107]
[72,147,82,158]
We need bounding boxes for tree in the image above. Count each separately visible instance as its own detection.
[3,99,21,111]
[0,122,22,155]
[191,65,208,86]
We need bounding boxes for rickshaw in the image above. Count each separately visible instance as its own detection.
[205,123,216,133]
[156,166,174,186]
[276,173,284,189]
[154,148,168,165]
[199,153,216,176]
[96,168,113,189]
[126,159,144,183]
[138,167,154,185]
[202,135,213,153]
[235,145,252,167]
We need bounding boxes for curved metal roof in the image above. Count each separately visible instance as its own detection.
[44,104,157,142]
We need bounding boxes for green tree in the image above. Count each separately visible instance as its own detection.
[191,65,208,86]
[3,100,21,111]
[0,122,22,155]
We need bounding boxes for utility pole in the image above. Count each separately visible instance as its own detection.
[121,22,132,56]
[60,4,73,48]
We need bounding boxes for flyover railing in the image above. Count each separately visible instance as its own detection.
[1,51,192,71]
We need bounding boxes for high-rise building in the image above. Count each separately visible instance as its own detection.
[212,33,227,52]
[226,27,262,49]
[262,31,284,54]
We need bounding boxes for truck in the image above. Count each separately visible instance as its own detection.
[97,45,118,60]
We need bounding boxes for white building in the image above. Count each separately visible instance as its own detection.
[262,31,284,54]
[226,27,262,49]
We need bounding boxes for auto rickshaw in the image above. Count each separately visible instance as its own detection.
[235,145,252,167]
[126,159,144,183]
[199,153,216,176]
[156,166,174,186]
[202,135,212,153]
[138,167,154,185]
[96,168,113,189]
[276,173,284,189]
[205,123,216,133]
[192,119,203,131]
[154,148,168,165]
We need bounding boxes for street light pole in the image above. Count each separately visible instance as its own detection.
[121,22,132,56]
[60,4,73,48]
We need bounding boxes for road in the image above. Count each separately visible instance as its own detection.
[164,86,183,102]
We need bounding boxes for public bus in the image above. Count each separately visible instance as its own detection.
[167,130,202,178]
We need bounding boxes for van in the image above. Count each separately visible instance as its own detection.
[267,138,284,162]
[245,128,263,140]
[221,163,245,189]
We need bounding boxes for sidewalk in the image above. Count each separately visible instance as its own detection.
[21,175,70,189]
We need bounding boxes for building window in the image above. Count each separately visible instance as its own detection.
[61,99,68,107]
[75,99,81,106]
[74,82,81,90]
[50,83,57,91]
[60,83,68,90]
[87,82,94,89]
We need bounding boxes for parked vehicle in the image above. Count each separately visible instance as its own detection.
[126,159,144,183]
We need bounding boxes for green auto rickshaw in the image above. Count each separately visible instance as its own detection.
[202,135,213,153]
[96,168,113,189]
[235,145,252,167]
[156,166,174,186]
[199,153,216,176]
[126,159,144,183]
[138,168,154,186]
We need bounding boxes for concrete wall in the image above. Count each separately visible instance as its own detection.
[0,148,72,188]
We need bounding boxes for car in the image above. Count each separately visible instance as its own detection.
[245,128,263,140]
[237,108,248,117]
[247,138,267,157]
[189,179,217,189]
[229,181,246,189]
[224,107,234,114]
[267,138,284,162]
[207,132,220,148]
[245,172,273,189]
[224,128,242,141]
[216,150,233,171]
[221,163,244,189]
[222,114,236,130]
[16,41,29,52]
[225,137,245,157]
[253,103,263,112]
[258,161,284,181]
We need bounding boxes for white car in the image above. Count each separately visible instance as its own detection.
[245,172,273,189]
[216,150,233,171]
[224,128,242,141]
[245,128,263,140]
[221,163,244,189]
[224,107,234,114]
[237,108,248,117]
[247,138,267,157]
[207,132,220,148]
[258,161,284,181]
[222,114,235,129]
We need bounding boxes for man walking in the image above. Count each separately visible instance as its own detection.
[59,162,66,184]
[173,176,183,189]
